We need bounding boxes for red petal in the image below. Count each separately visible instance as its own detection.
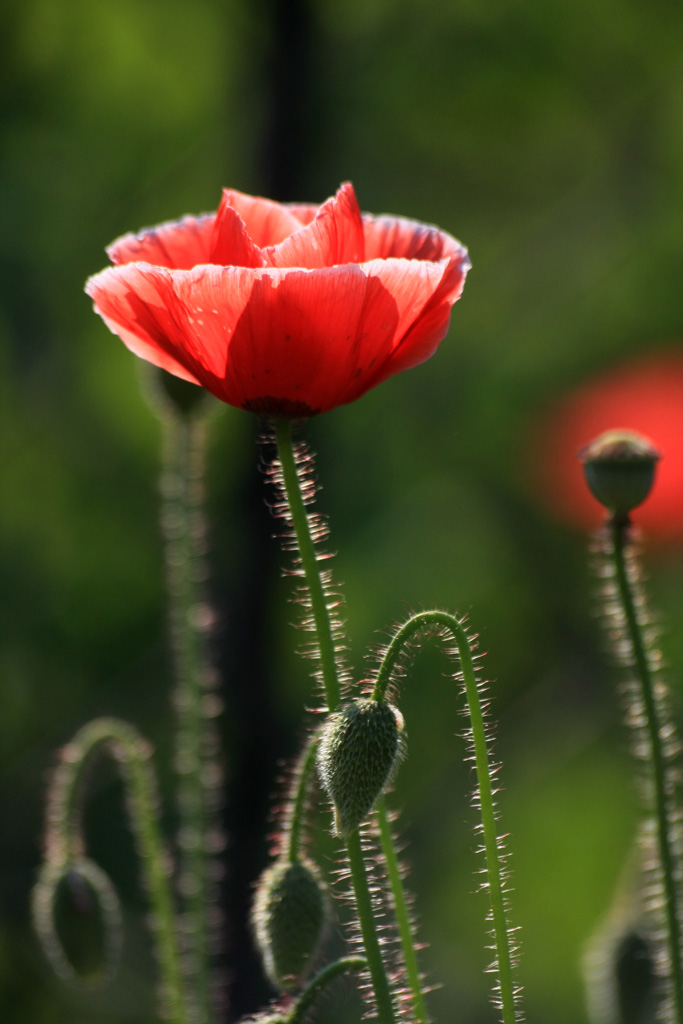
[216,189,304,247]
[363,213,464,263]
[86,266,202,382]
[368,248,470,386]
[209,196,266,267]
[106,215,214,269]
[283,203,318,226]
[263,182,365,269]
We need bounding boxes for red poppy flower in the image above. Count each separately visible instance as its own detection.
[535,351,683,540]
[86,183,470,418]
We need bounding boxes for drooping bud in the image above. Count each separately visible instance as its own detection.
[251,857,328,992]
[579,430,660,519]
[316,698,406,836]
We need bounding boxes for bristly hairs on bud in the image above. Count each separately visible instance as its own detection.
[32,718,188,1024]
[591,520,683,1022]
[369,610,523,1024]
[261,423,353,712]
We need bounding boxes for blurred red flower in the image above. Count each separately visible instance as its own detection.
[86,183,470,418]
[536,352,683,539]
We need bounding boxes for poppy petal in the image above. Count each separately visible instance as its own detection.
[209,197,266,268]
[363,213,464,263]
[217,189,305,247]
[86,265,202,382]
[263,183,365,269]
[106,215,215,269]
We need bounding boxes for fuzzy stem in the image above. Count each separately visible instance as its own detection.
[373,610,519,1024]
[285,956,366,1024]
[610,518,683,1022]
[41,718,189,1024]
[273,418,341,713]
[272,418,395,1024]
[375,795,429,1024]
[161,411,219,1023]
[286,734,320,863]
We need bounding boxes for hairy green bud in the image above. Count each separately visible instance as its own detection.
[579,429,660,519]
[251,857,327,991]
[316,698,406,836]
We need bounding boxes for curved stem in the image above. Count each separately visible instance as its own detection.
[161,411,219,1023]
[375,796,428,1024]
[610,519,683,1023]
[272,418,395,1024]
[41,718,189,1024]
[285,956,366,1024]
[373,610,519,1024]
[286,733,320,862]
[273,418,341,713]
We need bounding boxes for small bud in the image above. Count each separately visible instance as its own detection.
[251,857,328,991]
[579,430,660,518]
[316,698,406,837]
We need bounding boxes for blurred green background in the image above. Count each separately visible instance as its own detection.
[2,0,683,1021]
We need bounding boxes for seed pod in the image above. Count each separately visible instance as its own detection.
[579,430,660,519]
[316,698,406,836]
[251,857,327,991]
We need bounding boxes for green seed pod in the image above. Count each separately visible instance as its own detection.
[316,698,406,836]
[579,430,660,519]
[251,857,327,991]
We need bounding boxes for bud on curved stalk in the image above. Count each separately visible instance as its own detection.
[251,857,329,991]
[316,698,406,837]
[579,430,659,521]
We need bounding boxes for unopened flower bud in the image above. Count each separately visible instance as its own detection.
[579,430,660,518]
[316,698,406,837]
[251,857,328,991]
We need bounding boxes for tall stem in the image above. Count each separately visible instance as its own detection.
[610,519,683,1023]
[373,610,520,1024]
[161,412,220,1023]
[272,417,395,1024]
[273,418,341,713]
[375,795,428,1024]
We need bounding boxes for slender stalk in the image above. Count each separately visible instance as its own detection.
[372,610,520,1024]
[37,718,189,1024]
[273,418,341,713]
[286,734,320,862]
[610,518,683,1022]
[285,956,366,1024]
[272,418,395,1024]
[161,411,218,1023]
[375,795,428,1024]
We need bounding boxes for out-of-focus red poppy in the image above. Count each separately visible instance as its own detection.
[536,352,683,539]
[86,183,470,418]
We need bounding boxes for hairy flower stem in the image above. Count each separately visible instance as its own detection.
[273,418,395,1024]
[285,956,366,1024]
[609,518,683,1023]
[37,718,189,1024]
[161,410,220,1024]
[373,610,520,1024]
[375,795,428,1024]
[286,734,319,862]
[273,418,341,712]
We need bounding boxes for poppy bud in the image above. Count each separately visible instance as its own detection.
[251,857,328,991]
[316,698,406,836]
[579,430,660,519]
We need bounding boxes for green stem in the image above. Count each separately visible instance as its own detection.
[373,610,519,1024]
[346,829,397,1024]
[285,956,366,1024]
[610,519,683,1023]
[272,418,395,1024]
[161,413,217,1023]
[287,734,320,862]
[375,795,428,1024]
[273,418,341,713]
[42,718,189,1024]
